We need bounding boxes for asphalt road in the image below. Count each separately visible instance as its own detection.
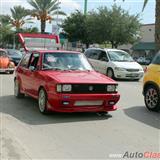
[0,74,159,159]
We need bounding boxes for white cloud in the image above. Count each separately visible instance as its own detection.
[60,0,81,11]
[0,0,31,15]
[0,0,81,15]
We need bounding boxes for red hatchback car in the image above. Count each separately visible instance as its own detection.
[14,33,120,114]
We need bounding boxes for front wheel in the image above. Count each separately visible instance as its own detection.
[38,88,49,114]
[107,68,115,79]
[144,85,160,112]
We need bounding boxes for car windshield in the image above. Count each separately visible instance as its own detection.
[108,50,134,62]
[0,50,7,57]
[42,52,93,71]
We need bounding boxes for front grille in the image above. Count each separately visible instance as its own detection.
[126,69,139,72]
[71,84,113,94]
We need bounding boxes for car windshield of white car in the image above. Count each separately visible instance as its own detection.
[42,52,93,71]
[108,51,134,62]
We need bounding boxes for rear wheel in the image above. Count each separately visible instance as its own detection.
[14,80,25,98]
[38,88,49,114]
[144,85,160,112]
[107,68,115,79]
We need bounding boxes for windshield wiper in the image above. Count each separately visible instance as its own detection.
[43,67,63,71]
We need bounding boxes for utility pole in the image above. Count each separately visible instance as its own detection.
[84,0,88,15]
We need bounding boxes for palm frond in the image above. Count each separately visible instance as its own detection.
[142,0,148,11]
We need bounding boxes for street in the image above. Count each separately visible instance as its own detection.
[0,74,159,159]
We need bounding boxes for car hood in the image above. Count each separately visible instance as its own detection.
[42,71,116,84]
[112,61,143,69]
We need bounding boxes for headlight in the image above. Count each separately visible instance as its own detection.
[115,67,126,71]
[56,84,72,92]
[107,85,118,92]
[8,62,15,68]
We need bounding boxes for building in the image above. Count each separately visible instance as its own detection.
[119,23,156,59]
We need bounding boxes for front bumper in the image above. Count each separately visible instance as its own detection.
[0,68,14,73]
[114,70,144,80]
[47,93,120,113]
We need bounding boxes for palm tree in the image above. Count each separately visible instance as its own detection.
[10,5,32,31]
[28,0,66,33]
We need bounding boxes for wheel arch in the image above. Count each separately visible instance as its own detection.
[143,81,160,95]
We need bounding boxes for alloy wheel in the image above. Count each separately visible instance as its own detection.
[145,88,159,109]
[38,89,47,113]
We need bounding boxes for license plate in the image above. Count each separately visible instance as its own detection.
[74,100,103,106]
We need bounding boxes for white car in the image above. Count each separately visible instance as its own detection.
[84,48,144,80]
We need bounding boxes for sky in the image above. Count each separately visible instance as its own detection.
[0,0,155,32]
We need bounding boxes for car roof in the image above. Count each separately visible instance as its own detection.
[36,50,81,54]
[86,48,127,53]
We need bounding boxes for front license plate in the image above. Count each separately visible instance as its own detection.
[74,100,103,106]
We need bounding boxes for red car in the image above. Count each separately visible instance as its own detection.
[14,33,120,114]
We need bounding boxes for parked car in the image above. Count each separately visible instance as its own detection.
[84,48,144,80]
[6,49,23,65]
[136,57,151,65]
[0,48,15,74]
[143,51,160,112]
[14,33,120,114]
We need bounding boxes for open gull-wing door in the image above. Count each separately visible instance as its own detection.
[18,33,60,51]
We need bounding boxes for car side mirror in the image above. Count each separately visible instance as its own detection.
[29,66,35,71]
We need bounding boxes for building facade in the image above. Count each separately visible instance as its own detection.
[118,23,156,59]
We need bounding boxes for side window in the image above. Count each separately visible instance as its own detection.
[98,51,109,62]
[20,53,31,68]
[29,53,40,69]
[89,50,100,60]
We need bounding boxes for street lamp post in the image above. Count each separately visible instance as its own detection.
[84,0,88,15]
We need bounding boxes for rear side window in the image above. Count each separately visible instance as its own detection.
[20,53,31,68]
[152,53,160,65]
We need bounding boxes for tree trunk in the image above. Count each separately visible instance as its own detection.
[86,43,89,48]
[155,0,160,51]
[41,20,46,33]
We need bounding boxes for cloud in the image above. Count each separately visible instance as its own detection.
[0,0,81,15]
[60,0,81,11]
[0,0,32,15]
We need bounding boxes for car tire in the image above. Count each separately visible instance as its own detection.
[107,68,115,79]
[38,88,49,114]
[14,80,25,98]
[144,85,160,112]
